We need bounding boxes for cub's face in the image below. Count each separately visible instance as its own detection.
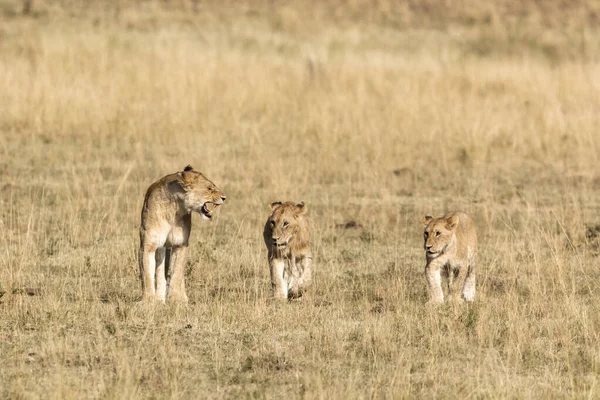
[264,201,306,251]
[423,215,459,257]
[180,166,226,219]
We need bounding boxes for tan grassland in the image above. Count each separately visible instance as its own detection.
[1,1,600,398]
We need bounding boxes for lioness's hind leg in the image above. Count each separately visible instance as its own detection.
[167,246,189,302]
[155,247,167,303]
[164,247,172,280]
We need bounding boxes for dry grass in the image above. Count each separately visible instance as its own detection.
[1,1,600,398]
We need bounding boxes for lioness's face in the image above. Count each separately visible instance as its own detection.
[265,201,306,251]
[423,215,458,257]
[180,166,226,219]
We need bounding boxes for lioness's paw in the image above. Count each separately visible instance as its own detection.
[136,296,166,311]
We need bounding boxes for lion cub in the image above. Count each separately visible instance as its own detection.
[422,211,477,304]
[139,165,226,303]
[263,201,312,300]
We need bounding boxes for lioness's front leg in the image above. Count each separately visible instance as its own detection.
[139,243,158,300]
[167,245,189,302]
[270,258,288,300]
[425,261,444,304]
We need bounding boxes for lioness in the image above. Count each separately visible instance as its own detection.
[138,165,226,303]
[422,211,477,304]
[263,201,312,300]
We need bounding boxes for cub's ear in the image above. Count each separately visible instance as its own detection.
[183,165,194,172]
[446,215,459,230]
[270,201,283,210]
[423,215,433,225]
[295,201,306,215]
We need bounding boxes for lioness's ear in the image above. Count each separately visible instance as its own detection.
[183,165,194,172]
[423,216,433,225]
[446,215,459,230]
[295,201,307,215]
[270,201,283,210]
[180,168,198,187]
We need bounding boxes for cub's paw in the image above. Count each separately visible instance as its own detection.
[271,293,289,302]
[425,299,444,306]
[449,296,465,305]
[287,288,303,301]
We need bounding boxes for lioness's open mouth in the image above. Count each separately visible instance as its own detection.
[201,202,218,219]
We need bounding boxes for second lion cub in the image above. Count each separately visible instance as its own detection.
[263,201,313,300]
[422,211,477,304]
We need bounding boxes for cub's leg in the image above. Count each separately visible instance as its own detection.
[167,245,189,302]
[448,264,466,304]
[139,243,158,300]
[287,259,300,299]
[269,258,288,300]
[299,254,313,288]
[462,264,476,302]
[154,247,167,303]
[287,257,301,299]
[425,261,444,304]
[289,255,313,299]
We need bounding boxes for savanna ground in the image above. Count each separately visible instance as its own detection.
[1,0,600,398]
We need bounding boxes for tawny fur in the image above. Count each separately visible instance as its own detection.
[422,211,477,304]
[138,165,226,303]
[263,201,312,300]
